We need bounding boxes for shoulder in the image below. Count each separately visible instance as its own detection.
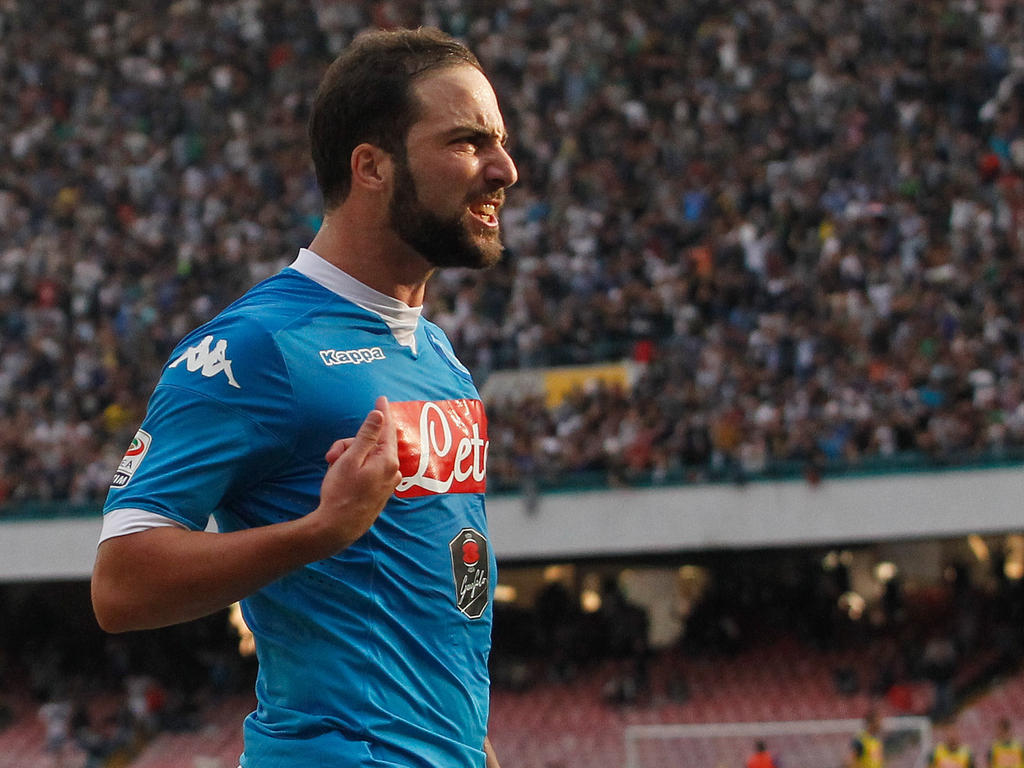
[159,276,331,407]
[219,269,342,335]
[164,312,278,394]
[164,271,338,372]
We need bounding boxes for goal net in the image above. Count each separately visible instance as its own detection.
[624,716,932,768]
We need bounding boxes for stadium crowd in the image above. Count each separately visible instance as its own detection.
[2,0,1024,507]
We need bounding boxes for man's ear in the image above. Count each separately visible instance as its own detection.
[350,143,393,193]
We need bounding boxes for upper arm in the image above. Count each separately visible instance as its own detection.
[103,317,295,530]
[104,389,280,528]
[91,526,198,631]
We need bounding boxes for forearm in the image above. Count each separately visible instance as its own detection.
[92,515,338,632]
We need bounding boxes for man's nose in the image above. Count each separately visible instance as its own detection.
[485,144,518,189]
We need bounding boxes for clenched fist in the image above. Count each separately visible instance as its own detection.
[311,396,403,554]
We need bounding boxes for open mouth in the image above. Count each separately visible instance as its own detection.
[469,201,500,228]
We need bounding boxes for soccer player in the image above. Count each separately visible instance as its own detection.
[848,710,885,768]
[91,27,517,768]
[929,726,975,768]
[988,719,1022,768]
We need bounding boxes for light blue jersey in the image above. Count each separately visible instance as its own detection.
[104,251,495,767]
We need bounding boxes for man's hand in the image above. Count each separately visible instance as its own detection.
[309,396,403,555]
[484,735,501,768]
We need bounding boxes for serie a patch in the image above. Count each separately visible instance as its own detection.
[111,429,152,488]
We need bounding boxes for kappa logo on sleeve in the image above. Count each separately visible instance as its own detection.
[169,335,241,388]
[111,429,152,488]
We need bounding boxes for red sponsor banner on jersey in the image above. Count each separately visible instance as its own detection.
[391,399,488,497]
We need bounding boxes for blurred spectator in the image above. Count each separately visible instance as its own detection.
[599,577,652,705]
[37,690,72,768]
[922,630,959,720]
[747,740,780,768]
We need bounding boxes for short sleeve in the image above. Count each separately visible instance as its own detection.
[103,315,295,530]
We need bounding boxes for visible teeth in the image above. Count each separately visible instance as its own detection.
[477,203,495,216]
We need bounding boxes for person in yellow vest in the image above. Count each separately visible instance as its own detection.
[988,719,1023,768]
[848,711,885,768]
[929,726,975,768]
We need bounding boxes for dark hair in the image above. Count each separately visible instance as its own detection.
[309,27,483,208]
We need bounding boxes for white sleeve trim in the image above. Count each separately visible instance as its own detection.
[99,508,190,544]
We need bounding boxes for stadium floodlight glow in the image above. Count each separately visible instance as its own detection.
[838,591,866,620]
[493,584,517,603]
[229,602,256,657]
[1004,534,1024,580]
[822,549,854,570]
[967,533,990,562]
[678,565,702,579]
[580,589,602,613]
[543,564,571,582]
[874,561,898,583]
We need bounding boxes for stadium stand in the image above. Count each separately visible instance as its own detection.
[5,641,1020,768]
[126,694,253,768]
[3,0,1024,766]
[2,557,1021,767]
[2,0,1024,508]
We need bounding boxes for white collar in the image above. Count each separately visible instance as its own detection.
[289,248,421,352]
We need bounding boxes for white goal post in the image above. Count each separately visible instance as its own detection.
[624,716,932,768]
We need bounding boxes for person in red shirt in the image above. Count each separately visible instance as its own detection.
[748,740,781,768]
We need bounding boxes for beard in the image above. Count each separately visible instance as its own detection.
[389,157,505,270]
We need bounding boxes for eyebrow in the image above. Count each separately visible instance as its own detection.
[446,123,509,146]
